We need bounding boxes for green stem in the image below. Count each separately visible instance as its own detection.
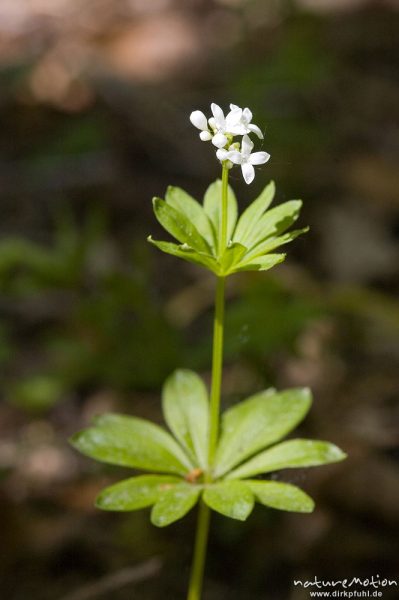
[219,162,229,258]
[186,501,211,600]
[209,161,229,465]
[187,164,229,600]
[208,275,225,467]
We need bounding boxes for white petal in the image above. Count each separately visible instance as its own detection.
[211,103,225,129]
[249,151,270,165]
[229,123,249,135]
[243,107,252,124]
[190,110,208,131]
[225,107,242,130]
[227,150,243,165]
[200,130,212,141]
[216,148,230,161]
[241,134,254,156]
[212,132,228,148]
[230,103,240,111]
[248,123,264,139]
[208,117,216,130]
[242,162,255,184]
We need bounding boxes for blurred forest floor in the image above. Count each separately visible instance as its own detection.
[0,1,398,599]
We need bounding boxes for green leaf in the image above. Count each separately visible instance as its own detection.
[247,200,303,250]
[162,369,209,469]
[71,413,194,475]
[95,474,181,511]
[246,480,314,513]
[203,180,238,248]
[151,482,200,527]
[227,439,347,480]
[203,481,254,521]
[213,388,312,478]
[147,237,219,274]
[220,242,248,275]
[233,253,286,274]
[244,227,309,262]
[233,181,275,245]
[165,187,215,250]
[152,198,211,254]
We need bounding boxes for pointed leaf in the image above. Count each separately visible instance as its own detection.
[233,253,286,274]
[203,180,238,248]
[152,198,211,254]
[247,200,303,250]
[245,228,309,261]
[95,474,181,511]
[214,388,312,478]
[246,480,314,513]
[227,439,347,480]
[71,413,194,475]
[220,242,248,275]
[162,369,209,469]
[151,482,200,527]
[203,481,254,521]
[233,181,275,244]
[147,237,219,274]
[165,186,215,250]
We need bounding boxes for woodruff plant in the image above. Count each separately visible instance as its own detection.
[71,103,346,599]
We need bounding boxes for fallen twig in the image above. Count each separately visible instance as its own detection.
[59,557,162,600]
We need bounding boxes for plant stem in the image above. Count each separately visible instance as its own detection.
[187,164,229,600]
[186,501,211,600]
[208,275,226,466]
[219,162,229,258]
[209,161,229,462]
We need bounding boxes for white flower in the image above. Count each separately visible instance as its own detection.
[215,146,235,162]
[207,103,240,148]
[190,104,270,182]
[208,103,264,147]
[228,104,264,139]
[189,110,212,141]
[224,135,270,184]
[189,102,263,147]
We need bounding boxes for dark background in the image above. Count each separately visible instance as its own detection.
[0,0,398,598]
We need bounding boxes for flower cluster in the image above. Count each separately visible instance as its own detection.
[190,103,270,184]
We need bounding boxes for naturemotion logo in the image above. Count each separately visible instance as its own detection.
[293,576,397,598]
